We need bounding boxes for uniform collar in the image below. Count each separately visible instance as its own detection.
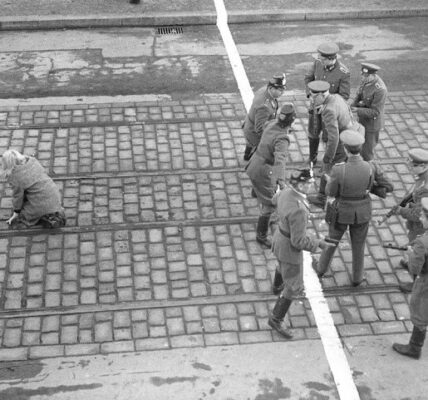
[324,61,337,72]
[291,187,310,208]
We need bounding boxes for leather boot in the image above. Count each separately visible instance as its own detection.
[268,297,293,339]
[399,282,414,293]
[243,145,253,161]
[393,326,426,359]
[251,188,257,198]
[272,270,284,295]
[308,137,320,166]
[256,215,271,248]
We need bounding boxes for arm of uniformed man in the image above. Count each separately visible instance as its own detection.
[303,61,316,98]
[407,238,426,276]
[321,108,339,167]
[254,105,273,138]
[355,86,387,119]
[272,135,290,190]
[337,69,351,100]
[397,189,428,221]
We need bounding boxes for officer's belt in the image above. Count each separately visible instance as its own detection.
[339,194,369,201]
[253,153,274,166]
[279,227,291,238]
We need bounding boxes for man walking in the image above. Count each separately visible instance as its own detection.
[351,62,387,161]
[268,169,334,338]
[242,74,286,161]
[304,42,350,166]
[313,130,393,286]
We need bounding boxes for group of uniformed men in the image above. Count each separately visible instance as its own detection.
[243,42,428,360]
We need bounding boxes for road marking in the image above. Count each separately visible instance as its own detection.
[213,0,254,113]
[303,252,361,400]
[213,0,361,398]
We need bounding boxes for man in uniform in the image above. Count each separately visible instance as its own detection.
[268,169,334,338]
[312,130,393,286]
[304,42,350,166]
[242,74,287,161]
[351,62,388,161]
[246,103,296,248]
[306,80,360,209]
[392,197,428,359]
[392,148,428,293]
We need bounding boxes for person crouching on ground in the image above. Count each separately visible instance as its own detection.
[246,103,296,248]
[392,197,428,359]
[2,149,66,228]
[268,169,334,339]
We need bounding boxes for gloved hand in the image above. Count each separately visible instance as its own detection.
[6,212,19,225]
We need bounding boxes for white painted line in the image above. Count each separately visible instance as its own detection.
[212,1,361,398]
[213,0,254,113]
[303,251,361,400]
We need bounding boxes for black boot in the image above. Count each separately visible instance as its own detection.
[130,0,140,3]
[393,326,426,359]
[308,137,320,166]
[268,297,293,339]
[399,282,414,293]
[243,145,253,161]
[272,270,284,295]
[256,215,271,248]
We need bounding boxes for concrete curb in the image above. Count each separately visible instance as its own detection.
[0,8,427,30]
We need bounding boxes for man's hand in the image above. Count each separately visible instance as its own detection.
[318,240,336,250]
[6,212,19,225]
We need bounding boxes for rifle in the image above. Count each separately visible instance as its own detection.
[377,191,413,226]
[382,242,409,251]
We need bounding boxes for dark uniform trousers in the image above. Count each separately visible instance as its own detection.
[317,155,374,283]
[304,60,350,163]
[351,76,387,161]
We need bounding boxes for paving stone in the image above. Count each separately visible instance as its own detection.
[101,340,135,354]
[29,345,64,359]
[204,332,239,346]
[65,343,100,356]
[0,347,28,361]
[371,321,407,334]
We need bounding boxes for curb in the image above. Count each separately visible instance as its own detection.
[0,8,427,30]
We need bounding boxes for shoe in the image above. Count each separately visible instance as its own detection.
[268,317,293,339]
[352,279,368,288]
[307,193,326,209]
[130,0,140,3]
[272,283,284,296]
[392,326,426,359]
[399,259,409,271]
[399,282,413,293]
[251,188,257,198]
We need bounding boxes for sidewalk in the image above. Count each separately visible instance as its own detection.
[0,0,428,30]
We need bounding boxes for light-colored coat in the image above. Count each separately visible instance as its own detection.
[271,188,320,266]
[8,157,64,226]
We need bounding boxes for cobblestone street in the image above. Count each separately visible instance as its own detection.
[0,89,425,363]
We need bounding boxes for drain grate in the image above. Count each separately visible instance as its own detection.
[157,25,184,35]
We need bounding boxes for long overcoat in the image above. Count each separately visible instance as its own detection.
[246,120,290,205]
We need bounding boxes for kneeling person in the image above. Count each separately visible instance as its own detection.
[268,169,334,338]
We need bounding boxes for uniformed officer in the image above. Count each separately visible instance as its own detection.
[242,74,287,161]
[268,169,334,338]
[313,130,393,286]
[306,80,362,209]
[246,103,296,248]
[392,196,428,359]
[304,42,350,166]
[392,148,428,293]
[351,62,388,161]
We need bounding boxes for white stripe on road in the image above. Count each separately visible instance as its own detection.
[213,0,361,398]
[303,251,361,400]
[213,0,254,113]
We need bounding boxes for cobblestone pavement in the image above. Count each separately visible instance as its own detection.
[0,90,426,362]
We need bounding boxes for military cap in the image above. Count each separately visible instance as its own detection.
[279,102,295,115]
[340,129,365,149]
[269,73,287,89]
[361,62,381,74]
[289,168,314,184]
[307,80,330,93]
[317,42,339,58]
[409,148,428,164]
[421,197,428,213]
